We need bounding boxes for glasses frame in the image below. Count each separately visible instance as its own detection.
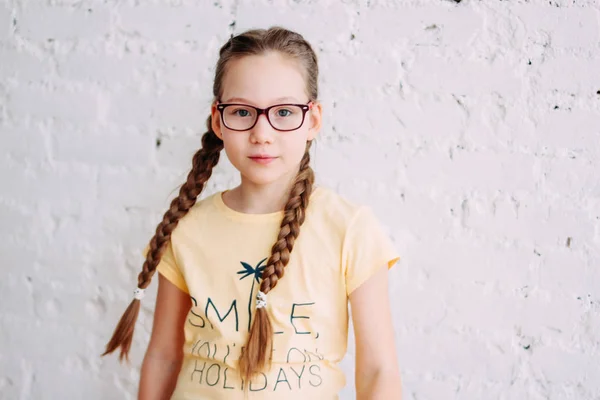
[216,101,313,132]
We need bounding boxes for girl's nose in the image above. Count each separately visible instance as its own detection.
[250,114,275,143]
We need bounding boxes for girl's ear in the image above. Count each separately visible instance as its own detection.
[307,102,323,141]
[211,103,224,140]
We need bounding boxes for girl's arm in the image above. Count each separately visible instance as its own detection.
[349,265,402,400]
[138,274,191,400]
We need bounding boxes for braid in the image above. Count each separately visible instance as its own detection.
[138,130,223,290]
[238,141,315,382]
[260,148,313,294]
[103,117,224,362]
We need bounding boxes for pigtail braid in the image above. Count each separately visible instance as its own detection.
[238,141,315,382]
[103,118,224,362]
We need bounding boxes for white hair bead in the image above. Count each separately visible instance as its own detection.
[134,288,145,300]
[256,291,267,309]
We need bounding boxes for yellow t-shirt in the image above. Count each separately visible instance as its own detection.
[152,186,399,399]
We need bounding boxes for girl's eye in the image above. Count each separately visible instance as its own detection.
[233,109,251,117]
[275,109,293,117]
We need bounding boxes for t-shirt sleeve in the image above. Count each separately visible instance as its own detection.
[142,240,189,294]
[343,206,400,295]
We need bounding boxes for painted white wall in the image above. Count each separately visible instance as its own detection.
[1,0,599,399]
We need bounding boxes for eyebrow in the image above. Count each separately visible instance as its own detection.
[222,96,301,104]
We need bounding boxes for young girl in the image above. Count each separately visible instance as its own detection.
[104,27,402,399]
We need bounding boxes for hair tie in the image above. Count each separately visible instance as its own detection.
[256,291,267,309]
[134,288,145,300]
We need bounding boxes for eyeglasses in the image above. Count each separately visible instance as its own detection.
[216,101,313,132]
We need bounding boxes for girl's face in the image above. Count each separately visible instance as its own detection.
[211,52,322,188]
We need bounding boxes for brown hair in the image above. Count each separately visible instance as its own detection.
[103,26,319,383]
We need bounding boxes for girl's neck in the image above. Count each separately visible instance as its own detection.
[222,179,314,215]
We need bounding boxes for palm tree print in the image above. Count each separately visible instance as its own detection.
[237,257,267,331]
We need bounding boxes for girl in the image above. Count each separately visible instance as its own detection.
[104,27,402,400]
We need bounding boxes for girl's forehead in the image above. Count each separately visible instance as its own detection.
[221,53,308,105]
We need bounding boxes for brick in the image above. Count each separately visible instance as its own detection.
[0,3,11,39]
[541,249,598,294]
[530,345,593,383]
[117,5,229,41]
[18,6,110,40]
[407,48,522,96]
[2,124,49,161]
[155,132,205,170]
[0,202,41,248]
[314,140,402,189]
[443,284,523,332]
[403,377,461,400]
[107,89,206,127]
[404,148,536,192]
[8,87,99,123]
[0,161,97,212]
[29,366,129,399]
[97,168,186,210]
[324,53,401,94]
[0,241,39,278]
[515,5,600,48]
[51,124,153,167]
[542,202,596,246]
[0,271,35,317]
[380,96,465,147]
[414,240,533,286]
[235,2,350,45]
[140,47,207,87]
[444,91,537,150]
[0,345,31,399]
[384,189,453,240]
[0,46,51,81]
[358,5,483,50]
[536,109,600,153]
[463,190,595,248]
[393,282,451,331]
[55,52,144,84]
[537,56,600,92]
[398,329,514,380]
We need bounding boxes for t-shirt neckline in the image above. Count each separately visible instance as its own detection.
[213,186,322,223]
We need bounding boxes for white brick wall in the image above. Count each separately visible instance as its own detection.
[1,0,599,399]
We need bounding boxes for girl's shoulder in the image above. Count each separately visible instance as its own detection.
[171,191,222,228]
[309,185,369,226]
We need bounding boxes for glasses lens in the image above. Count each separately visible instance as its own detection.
[268,105,304,130]
[222,105,258,130]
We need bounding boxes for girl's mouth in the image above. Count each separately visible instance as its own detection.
[249,156,276,164]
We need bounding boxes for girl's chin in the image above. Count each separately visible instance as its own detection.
[240,169,295,187]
